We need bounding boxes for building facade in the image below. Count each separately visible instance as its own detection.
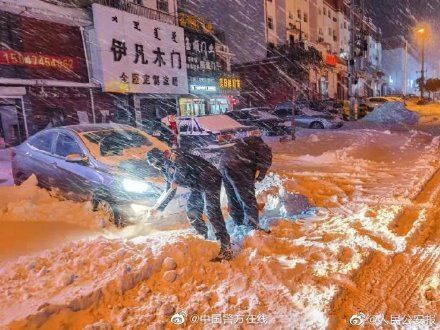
[176,0,383,103]
[177,12,240,116]
[0,0,97,147]
[0,0,190,148]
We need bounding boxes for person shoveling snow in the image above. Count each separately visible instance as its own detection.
[146,148,233,261]
[362,101,419,125]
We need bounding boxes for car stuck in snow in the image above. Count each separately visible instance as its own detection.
[11,124,173,226]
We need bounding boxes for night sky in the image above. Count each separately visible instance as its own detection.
[367,0,440,67]
[367,0,440,38]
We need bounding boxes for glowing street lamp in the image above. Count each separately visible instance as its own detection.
[417,27,427,99]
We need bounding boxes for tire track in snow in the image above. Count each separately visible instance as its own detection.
[330,162,440,328]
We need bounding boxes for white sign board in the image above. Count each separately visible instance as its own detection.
[92,4,188,94]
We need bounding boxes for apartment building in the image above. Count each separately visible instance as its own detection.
[176,0,382,102]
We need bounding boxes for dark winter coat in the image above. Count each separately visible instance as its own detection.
[219,136,272,180]
[156,150,222,211]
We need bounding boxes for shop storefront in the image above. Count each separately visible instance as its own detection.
[0,10,95,145]
[0,87,26,148]
[178,23,240,116]
[89,4,188,125]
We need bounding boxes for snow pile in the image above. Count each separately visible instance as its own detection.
[0,176,103,229]
[362,102,419,125]
[0,128,439,328]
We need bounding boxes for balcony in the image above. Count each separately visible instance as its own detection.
[95,0,178,25]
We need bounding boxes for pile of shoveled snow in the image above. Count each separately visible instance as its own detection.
[362,102,419,124]
[0,176,104,229]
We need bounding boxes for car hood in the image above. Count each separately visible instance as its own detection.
[97,157,165,188]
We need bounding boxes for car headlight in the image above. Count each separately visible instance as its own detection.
[122,178,152,194]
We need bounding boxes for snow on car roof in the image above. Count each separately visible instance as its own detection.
[195,115,246,132]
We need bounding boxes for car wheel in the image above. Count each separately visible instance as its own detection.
[94,199,123,227]
[13,172,29,186]
[310,121,325,129]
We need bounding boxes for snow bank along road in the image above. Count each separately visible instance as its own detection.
[0,126,439,329]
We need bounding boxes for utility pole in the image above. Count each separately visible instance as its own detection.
[348,0,356,120]
[421,34,425,99]
[403,40,408,96]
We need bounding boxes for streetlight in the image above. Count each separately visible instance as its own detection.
[417,27,427,99]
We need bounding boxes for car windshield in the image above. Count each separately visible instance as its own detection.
[249,110,276,119]
[79,128,157,166]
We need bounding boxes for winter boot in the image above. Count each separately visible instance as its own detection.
[249,222,271,234]
[211,244,234,262]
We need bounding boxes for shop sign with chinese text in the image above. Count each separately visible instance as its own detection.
[184,29,220,74]
[219,76,241,90]
[92,4,188,94]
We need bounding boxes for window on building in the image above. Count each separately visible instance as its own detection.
[157,0,169,12]
[304,13,308,22]
[328,27,332,36]
[267,16,274,30]
[289,34,295,45]
[344,21,347,29]
[134,0,143,5]
[319,27,323,35]
[323,7,326,15]
[297,9,301,19]
[289,11,293,19]
[328,11,331,18]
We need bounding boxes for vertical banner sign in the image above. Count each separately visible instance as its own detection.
[92,4,188,94]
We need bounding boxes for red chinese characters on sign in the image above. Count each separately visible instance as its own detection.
[326,54,337,66]
[0,50,78,72]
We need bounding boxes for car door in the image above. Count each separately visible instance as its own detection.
[26,131,59,189]
[52,132,95,201]
[293,109,310,127]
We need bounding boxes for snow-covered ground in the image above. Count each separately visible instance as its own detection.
[0,122,439,328]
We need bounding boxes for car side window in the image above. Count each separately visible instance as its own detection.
[28,132,56,153]
[237,111,250,119]
[55,133,83,158]
[275,108,290,117]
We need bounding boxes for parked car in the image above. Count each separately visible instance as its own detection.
[162,114,260,154]
[11,124,172,226]
[273,102,343,129]
[225,108,291,136]
[142,119,174,146]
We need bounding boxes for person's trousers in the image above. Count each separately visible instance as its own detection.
[186,179,230,247]
[221,166,259,228]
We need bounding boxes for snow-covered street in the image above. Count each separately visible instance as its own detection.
[0,114,439,328]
